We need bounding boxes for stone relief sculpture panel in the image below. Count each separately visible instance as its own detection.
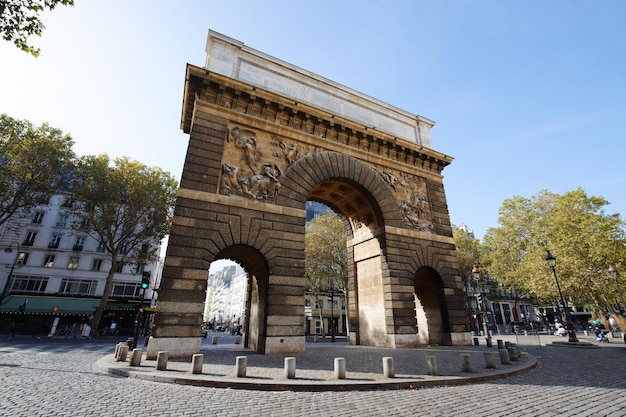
[375,167,434,232]
[220,127,316,201]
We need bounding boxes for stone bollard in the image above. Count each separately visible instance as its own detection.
[507,347,518,361]
[484,352,497,369]
[426,356,438,376]
[156,351,168,371]
[486,337,493,348]
[126,337,135,350]
[334,357,346,379]
[129,348,142,366]
[497,339,504,349]
[114,343,124,359]
[236,356,247,378]
[504,341,511,348]
[314,335,319,343]
[191,354,204,374]
[584,330,589,337]
[473,337,479,346]
[460,353,473,372]
[498,348,510,365]
[383,357,394,378]
[117,345,129,362]
[235,335,241,344]
[284,357,296,379]
[211,336,218,345]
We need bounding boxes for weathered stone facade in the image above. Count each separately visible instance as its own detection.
[146,31,470,358]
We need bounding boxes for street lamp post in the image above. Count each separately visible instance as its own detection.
[545,250,578,343]
[2,242,21,306]
[329,288,335,342]
[472,265,492,346]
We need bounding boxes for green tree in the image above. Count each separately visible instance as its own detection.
[70,154,178,331]
[305,211,348,335]
[453,227,484,282]
[0,0,74,57]
[483,188,626,313]
[0,113,75,228]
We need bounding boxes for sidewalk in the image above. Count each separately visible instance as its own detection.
[95,334,541,391]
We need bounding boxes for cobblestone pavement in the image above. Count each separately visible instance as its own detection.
[1,333,625,416]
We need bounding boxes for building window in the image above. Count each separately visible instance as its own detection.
[96,241,107,253]
[111,282,142,298]
[59,278,97,295]
[9,275,48,293]
[16,252,29,266]
[115,262,125,273]
[43,254,56,268]
[55,214,68,227]
[23,231,37,246]
[73,237,85,251]
[67,256,79,270]
[32,211,45,224]
[91,259,102,271]
[49,234,62,248]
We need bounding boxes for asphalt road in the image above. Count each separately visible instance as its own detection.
[1,333,625,417]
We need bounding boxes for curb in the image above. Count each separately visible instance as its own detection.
[95,352,538,392]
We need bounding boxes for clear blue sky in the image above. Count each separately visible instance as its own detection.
[2,1,625,240]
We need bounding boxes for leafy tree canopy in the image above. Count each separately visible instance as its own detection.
[0,0,74,56]
[453,227,484,283]
[305,211,348,293]
[70,154,178,329]
[0,113,75,227]
[483,188,626,312]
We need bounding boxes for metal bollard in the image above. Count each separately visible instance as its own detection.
[211,336,217,345]
[334,357,346,379]
[486,337,493,348]
[129,348,142,366]
[117,345,129,362]
[191,354,204,374]
[156,351,168,371]
[484,352,497,369]
[498,348,510,365]
[284,357,296,379]
[383,357,394,378]
[473,337,479,346]
[426,356,438,376]
[235,335,241,344]
[497,339,504,349]
[236,356,247,378]
[460,353,473,372]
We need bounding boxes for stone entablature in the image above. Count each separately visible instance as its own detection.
[182,67,452,234]
[203,30,435,149]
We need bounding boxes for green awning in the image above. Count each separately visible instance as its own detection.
[0,296,137,315]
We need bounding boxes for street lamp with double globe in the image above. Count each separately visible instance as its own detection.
[545,250,578,343]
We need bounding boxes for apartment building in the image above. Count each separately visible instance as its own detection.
[0,194,159,336]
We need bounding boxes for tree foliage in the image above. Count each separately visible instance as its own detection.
[305,212,348,293]
[0,0,74,56]
[70,154,178,330]
[453,227,484,283]
[0,113,75,228]
[483,188,626,313]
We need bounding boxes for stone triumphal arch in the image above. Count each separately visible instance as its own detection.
[146,31,470,358]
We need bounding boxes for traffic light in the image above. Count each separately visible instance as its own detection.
[141,271,150,289]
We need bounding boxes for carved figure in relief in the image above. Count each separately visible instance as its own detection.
[229,127,261,171]
[248,161,282,199]
[221,163,247,196]
[401,200,434,232]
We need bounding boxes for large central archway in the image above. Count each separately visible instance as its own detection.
[146,31,469,358]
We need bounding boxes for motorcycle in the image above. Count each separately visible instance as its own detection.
[596,330,610,343]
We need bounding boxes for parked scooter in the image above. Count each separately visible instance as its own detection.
[554,327,567,337]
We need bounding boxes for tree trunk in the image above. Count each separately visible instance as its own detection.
[91,266,116,333]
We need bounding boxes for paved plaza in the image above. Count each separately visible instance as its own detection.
[1,332,625,416]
